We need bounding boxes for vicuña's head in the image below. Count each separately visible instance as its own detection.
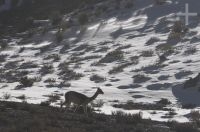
[97,88,104,94]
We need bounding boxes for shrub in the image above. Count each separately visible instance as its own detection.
[190,111,200,123]
[156,98,171,105]
[4,61,18,69]
[46,94,60,103]
[40,64,54,75]
[10,54,19,58]
[44,78,56,84]
[130,56,140,62]
[32,76,42,82]
[90,61,105,67]
[110,27,123,38]
[168,21,188,40]
[158,54,168,62]
[60,43,70,53]
[78,13,89,25]
[99,50,124,63]
[40,45,51,54]
[90,74,106,83]
[158,75,170,80]
[109,62,134,74]
[44,78,56,87]
[16,94,26,101]
[60,70,83,81]
[184,47,197,55]
[170,121,199,132]
[91,100,104,108]
[44,54,60,62]
[19,47,25,53]
[40,101,51,107]
[73,105,94,115]
[58,61,69,69]
[141,50,154,57]
[172,21,186,33]
[58,81,71,88]
[117,44,132,50]
[167,110,177,116]
[58,62,83,80]
[175,70,193,79]
[146,37,160,45]
[133,74,151,83]
[3,93,11,100]
[19,76,34,87]
[112,111,143,124]
[19,62,38,69]
[113,100,169,110]
[156,44,175,56]
[68,55,101,64]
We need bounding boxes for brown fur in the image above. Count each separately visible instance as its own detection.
[61,88,104,113]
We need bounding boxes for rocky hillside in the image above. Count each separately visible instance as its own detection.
[0,101,199,132]
[0,0,200,122]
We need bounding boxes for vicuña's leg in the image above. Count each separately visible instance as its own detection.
[74,105,79,112]
[60,101,64,108]
[83,105,88,115]
[85,105,88,113]
[60,101,65,112]
[64,101,70,112]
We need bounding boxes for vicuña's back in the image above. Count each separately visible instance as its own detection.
[65,91,89,105]
[62,88,104,113]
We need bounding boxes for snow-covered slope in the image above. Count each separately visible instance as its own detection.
[1,0,200,122]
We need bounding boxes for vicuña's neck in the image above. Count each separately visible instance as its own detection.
[89,90,99,102]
